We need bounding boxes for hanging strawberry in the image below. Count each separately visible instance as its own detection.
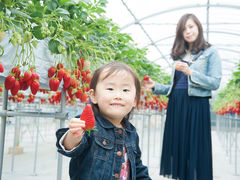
[4,74,16,90]
[48,66,57,78]
[49,78,60,91]
[10,80,20,96]
[30,80,40,95]
[23,70,32,82]
[0,63,4,73]
[80,104,96,134]
[63,72,71,89]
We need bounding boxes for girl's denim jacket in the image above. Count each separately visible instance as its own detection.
[153,46,222,97]
[56,114,151,180]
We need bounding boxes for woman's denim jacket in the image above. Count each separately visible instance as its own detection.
[56,114,151,180]
[153,46,222,97]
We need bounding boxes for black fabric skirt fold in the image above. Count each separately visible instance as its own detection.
[160,89,213,180]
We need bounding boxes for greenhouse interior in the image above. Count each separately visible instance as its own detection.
[0,0,239,180]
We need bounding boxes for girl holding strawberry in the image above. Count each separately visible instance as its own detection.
[142,14,221,180]
[56,62,151,180]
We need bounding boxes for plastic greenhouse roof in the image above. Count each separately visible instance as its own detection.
[105,0,240,91]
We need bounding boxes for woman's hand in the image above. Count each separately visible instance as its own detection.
[141,76,155,89]
[175,62,192,76]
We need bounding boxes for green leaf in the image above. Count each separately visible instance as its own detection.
[55,8,70,15]
[0,2,5,12]
[111,26,119,32]
[48,39,61,54]
[78,0,91,5]
[31,11,43,18]
[32,26,44,40]
[46,0,58,11]
[10,8,31,19]
[94,7,105,14]
[59,0,72,6]
[61,32,74,42]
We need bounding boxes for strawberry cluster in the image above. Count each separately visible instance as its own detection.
[8,92,25,103]
[215,101,240,115]
[139,89,168,111]
[47,57,92,103]
[4,66,40,96]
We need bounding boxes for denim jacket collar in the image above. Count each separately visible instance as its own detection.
[96,114,135,133]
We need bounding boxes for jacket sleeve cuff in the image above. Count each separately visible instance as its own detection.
[56,128,88,157]
[152,83,170,95]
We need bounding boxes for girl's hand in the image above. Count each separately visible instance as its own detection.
[68,118,86,139]
[62,118,86,150]
[175,62,192,76]
[141,76,155,89]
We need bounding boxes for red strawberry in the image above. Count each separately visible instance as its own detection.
[49,78,60,91]
[81,71,87,82]
[75,88,83,99]
[10,80,20,96]
[11,66,21,78]
[80,104,95,132]
[19,76,29,90]
[31,72,39,81]
[63,73,71,89]
[57,63,63,70]
[86,74,92,84]
[143,76,150,80]
[77,57,84,70]
[48,66,56,78]
[81,93,88,103]
[30,80,40,95]
[74,69,81,80]
[0,63,4,73]
[4,75,16,90]
[57,69,65,81]
[70,77,78,88]
[24,71,32,81]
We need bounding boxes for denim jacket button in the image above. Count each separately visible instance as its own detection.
[118,129,122,134]
[117,151,122,156]
[102,140,107,146]
[114,173,119,179]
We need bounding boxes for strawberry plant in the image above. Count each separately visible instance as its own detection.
[213,62,240,115]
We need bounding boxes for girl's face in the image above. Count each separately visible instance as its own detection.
[90,69,137,126]
[182,18,199,46]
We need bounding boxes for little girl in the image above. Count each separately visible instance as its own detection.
[56,62,151,180]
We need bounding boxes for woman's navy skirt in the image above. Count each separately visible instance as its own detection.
[160,89,213,180]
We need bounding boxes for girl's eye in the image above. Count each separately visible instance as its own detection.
[123,89,129,92]
[107,88,113,91]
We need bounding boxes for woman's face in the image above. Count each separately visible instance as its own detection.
[182,18,199,46]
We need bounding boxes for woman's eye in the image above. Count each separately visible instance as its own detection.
[107,88,113,91]
[123,89,129,92]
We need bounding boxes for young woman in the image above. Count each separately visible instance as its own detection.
[142,13,222,180]
[56,62,151,180]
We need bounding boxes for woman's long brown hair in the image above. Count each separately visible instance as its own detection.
[171,13,210,60]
